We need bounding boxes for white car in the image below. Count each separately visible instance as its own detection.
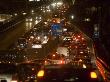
[57,47,69,57]
[32,41,42,48]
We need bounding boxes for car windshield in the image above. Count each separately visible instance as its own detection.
[0,0,110,82]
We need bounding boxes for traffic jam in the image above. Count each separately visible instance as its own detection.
[0,18,106,82]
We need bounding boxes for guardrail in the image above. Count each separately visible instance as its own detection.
[96,57,110,82]
[0,15,26,33]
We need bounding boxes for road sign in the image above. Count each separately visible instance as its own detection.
[51,23,62,36]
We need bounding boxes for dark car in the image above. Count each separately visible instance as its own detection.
[0,63,18,82]
[17,62,42,82]
[36,64,104,82]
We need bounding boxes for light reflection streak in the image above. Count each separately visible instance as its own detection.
[25,22,32,32]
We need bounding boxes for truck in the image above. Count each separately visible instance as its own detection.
[57,47,69,57]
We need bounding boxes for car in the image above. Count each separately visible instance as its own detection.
[36,63,105,82]
[57,47,69,57]
[0,63,19,82]
[17,62,42,82]
[16,38,27,49]
[44,53,66,65]
[32,40,42,48]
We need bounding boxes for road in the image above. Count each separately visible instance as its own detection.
[0,14,109,82]
[0,17,35,50]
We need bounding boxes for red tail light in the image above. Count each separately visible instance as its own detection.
[60,60,65,64]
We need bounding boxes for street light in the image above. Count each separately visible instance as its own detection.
[71,15,74,19]
[47,9,51,12]
[51,1,63,7]
[51,3,57,7]
[29,0,34,1]
[36,0,40,1]
[84,18,90,22]
[31,10,34,13]
[22,12,27,15]
[14,13,17,16]
[57,2,63,6]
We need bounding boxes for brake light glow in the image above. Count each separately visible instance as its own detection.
[60,60,65,64]
[37,70,44,77]
[90,72,97,79]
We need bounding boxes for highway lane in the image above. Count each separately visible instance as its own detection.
[0,14,108,81]
[35,23,105,82]
[23,37,60,60]
[0,18,60,62]
[0,21,26,50]
[0,22,107,82]
[0,19,35,50]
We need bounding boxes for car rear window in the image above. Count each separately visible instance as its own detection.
[0,63,17,74]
